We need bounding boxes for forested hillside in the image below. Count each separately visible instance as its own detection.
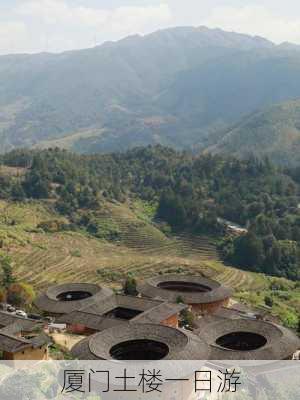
[1,145,300,281]
[2,25,300,164]
[209,100,300,166]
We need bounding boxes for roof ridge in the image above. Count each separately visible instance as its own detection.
[0,330,31,344]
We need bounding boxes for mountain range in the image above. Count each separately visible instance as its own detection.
[1,26,300,165]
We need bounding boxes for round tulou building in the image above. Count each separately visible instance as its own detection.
[34,283,113,316]
[197,318,300,360]
[71,323,209,360]
[137,274,231,314]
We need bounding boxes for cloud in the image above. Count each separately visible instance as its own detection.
[17,0,109,27]
[0,21,29,54]
[105,4,172,35]
[4,2,300,55]
[6,0,172,53]
[202,5,300,44]
[16,0,172,34]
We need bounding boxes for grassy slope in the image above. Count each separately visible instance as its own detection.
[1,199,298,328]
[35,127,107,150]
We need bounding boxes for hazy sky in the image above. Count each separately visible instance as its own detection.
[1,1,300,55]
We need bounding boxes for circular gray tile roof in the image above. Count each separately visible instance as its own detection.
[198,318,300,360]
[71,323,210,360]
[34,283,113,315]
[138,274,231,304]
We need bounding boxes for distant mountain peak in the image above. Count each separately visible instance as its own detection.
[143,25,274,50]
[277,41,300,51]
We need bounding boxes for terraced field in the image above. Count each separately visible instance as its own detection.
[11,232,218,290]
[215,266,267,291]
[95,204,220,260]
[0,200,266,298]
[0,199,269,298]
[0,200,297,328]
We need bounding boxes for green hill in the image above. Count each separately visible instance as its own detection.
[208,100,300,166]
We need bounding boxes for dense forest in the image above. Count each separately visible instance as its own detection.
[1,145,300,280]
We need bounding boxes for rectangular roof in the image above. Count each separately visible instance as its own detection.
[57,295,185,331]
[81,294,163,315]
[194,306,259,330]
[0,332,31,353]
[133,302,187,324]
[30,333,52,348]
[57,311,125,331]
[0,311,43,332]
[0,330,51,353]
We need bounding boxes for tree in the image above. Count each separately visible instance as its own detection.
[23,171,50,199]
[0,288,6,303]
[157,190,186,229]
[11,182,26,201]
[123,274,138,296]
[0,255,15,290]
[264,295,273,308]
[7,283,35,308]
[264,240,281,275]
[234,233,264,270]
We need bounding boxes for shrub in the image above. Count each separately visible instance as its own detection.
[176,296,184,304]
[70,249,81,257]
[37,220,65,233]
[123,274,138,296]
[180,309,195,329]
[264,295,273,307]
